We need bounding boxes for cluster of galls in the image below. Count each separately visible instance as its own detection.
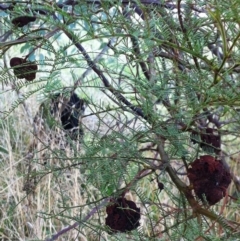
[189,127,232,205]
[10,15,38,80]
[188,155,231,205]
[105,198,140,233]
[10,57,37,81]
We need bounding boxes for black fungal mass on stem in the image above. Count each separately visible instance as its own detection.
[61,93,85,130]
[51,93,85,140]
[12,16,36,27]
[105,198,140,233]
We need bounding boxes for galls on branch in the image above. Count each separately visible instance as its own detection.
[187,155,231,205]
[12,16,36,27]
[105,198,140,233]
[10,57,37,81]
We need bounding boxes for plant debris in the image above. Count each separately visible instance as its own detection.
[105,198,140,233]
[188,155,231,205]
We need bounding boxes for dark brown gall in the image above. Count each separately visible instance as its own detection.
[105,198,140,233]
[12,16,36,27]
[10,57,37,81]
[187,155,231,205]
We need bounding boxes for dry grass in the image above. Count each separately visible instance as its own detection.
[0,92,92,240]
[0,90,146,240]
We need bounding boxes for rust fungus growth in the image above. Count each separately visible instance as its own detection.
[105,198,140,233]
[188,155,231,205]
[10,57,37,81]
[191,127,221,153]
[12,16,36,27]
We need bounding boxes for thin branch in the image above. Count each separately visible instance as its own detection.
[44,198,110,241]
[0,30,12,42]
[122,7,151,81]
[73,37,117,90]
[129,34,150,81]
[61,27,150,121]
[0,36,42,49]
[177,0,200,70]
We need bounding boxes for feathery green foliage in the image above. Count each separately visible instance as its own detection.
[0,1,240,240]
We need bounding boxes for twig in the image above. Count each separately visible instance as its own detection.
[177,0,200,70]
[122,7,151,81]
[44,198,110,241]
[25,27,60,59]
[61,27,149,121]
[0,30,12,42]
[73,37,117,90]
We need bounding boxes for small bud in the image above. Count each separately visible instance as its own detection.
[158,181,164,191]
